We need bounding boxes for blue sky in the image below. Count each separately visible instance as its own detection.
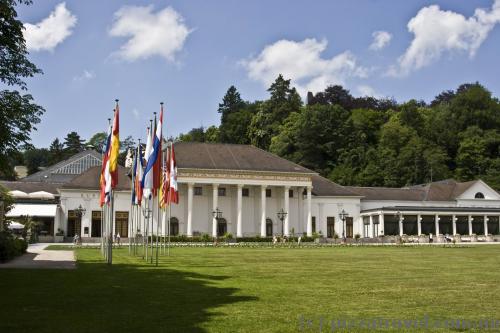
[15,0,500,147]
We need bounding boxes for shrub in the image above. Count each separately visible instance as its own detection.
[0,231,28,262]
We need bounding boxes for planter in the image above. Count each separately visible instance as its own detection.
[54,235,64,243]
[315,237,327,244]
[225,238,237,244]
[436,234,445,243]
[470,234,478,242]
[418,235,429,243]
[486,234,494,242]
[454,235,461,243]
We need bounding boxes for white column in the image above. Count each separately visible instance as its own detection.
[212,184,218,237]
[298,187,304,233]
[435,214,440,235]
[236,184,243,238]
[284,186,290,236]
[187,183,194,237]
[379,213,385,236]
[260,185,267,237]
[452,214,457,235]
[468,215,473,235]
[417,214,422,236]
[484,215,488,235]
[306,186,312,237]
[369,215,374,238]
[399,215,404,236]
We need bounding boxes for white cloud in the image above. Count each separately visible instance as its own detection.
[389,0,500,76]
[24,2,77,52]
[357,85,380,98]
[73,70,95,82]
[241,38,368,96]
[132,108,140,120]
[369,31,392,51]
[109,5,192,62]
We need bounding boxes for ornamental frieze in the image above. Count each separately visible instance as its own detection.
[178,169,311,182]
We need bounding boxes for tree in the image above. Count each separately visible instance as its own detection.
[63,132,85,156]
[87,132,107,153]
[48,138,65,165]
[218,86,245,124]
[23,148,50,175]
[118,135,136,166]
[0,1,44,179]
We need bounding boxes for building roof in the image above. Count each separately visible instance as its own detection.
[172,142,315,174]
[0,180,62,195]
[21,150,102,183]
[311,175,361,197]
[61,165,131,191]
[346,179,482,201]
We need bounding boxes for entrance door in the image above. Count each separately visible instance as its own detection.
[67,210,81,237]
[266,218,273,236]
[327,217,335,238]
[346,217,353,238]
[91,211,101,237]
[115,211,128,237]
[217,218,227,237]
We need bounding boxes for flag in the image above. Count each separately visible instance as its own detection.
[168,143,179,204]
[159,147,169,208]
[109,101,120,188]
[152,105,163,196]
[99,123,112,207]
[141,126,153,199]
[131,146,138,204]
[142,108,163,199]
[135,144,144,205]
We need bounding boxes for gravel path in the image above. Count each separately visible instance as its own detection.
[0,243,75,269]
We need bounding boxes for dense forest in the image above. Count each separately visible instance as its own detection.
[179,75,500,191]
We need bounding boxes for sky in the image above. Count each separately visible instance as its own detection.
[13,0,500,147]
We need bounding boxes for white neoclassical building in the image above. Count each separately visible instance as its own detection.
[2,142,500,242]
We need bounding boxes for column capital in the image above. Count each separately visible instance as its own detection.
[261,184,267,189]
[212,183,219,188]
[237,184,244,189]
[284,185,291,190]
[187,182,195,188]
[306,186,313,191]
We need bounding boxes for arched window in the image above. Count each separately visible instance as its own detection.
[266,218,273,237]
[217,218,227,237]
[169,217,179,236]
[475,192,485,199]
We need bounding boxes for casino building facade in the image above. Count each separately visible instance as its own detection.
[2,142,500,242]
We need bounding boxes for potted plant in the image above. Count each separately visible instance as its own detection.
[333,232,339,244]
[354,233,361,244]
[454,234,461,243]
[418,233,429,243]
[486,234,494,242]
[223,232,235,243]
[55,228,64,243]
[470,233,478,242]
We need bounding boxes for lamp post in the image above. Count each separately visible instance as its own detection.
[212,208,222,236]
[339,209,349,243]
[277,208,288,237]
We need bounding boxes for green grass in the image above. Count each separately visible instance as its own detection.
[1,246,500,332]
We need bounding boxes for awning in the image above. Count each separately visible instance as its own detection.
[6,204,58,217]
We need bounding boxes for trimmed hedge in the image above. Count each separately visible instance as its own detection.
[0,231,28,262]
[147,235,315,243]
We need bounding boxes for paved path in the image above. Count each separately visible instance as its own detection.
[0,243,75,269]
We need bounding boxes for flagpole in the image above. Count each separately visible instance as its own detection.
[129,149,135,255]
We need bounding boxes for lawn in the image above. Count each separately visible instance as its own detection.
[1,245,500,332]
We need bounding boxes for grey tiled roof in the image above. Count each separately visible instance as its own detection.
[21,150,102,183]
[346,179,480,201]
[0,181,62,195]
[311,175,361,197]
[172,142,315,174]
[61,165,131,191]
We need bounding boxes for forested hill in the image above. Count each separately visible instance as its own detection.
[179,75,500,191]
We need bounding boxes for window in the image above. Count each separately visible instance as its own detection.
[266,189,272,197]
[242,188,249,197]
[217,218,227,237]
[312,216,316,233]
[218,187,226,196]
[289,189,294,198]
[194,187,203,196]
[115,211,129,237]
[475,192,485,199]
